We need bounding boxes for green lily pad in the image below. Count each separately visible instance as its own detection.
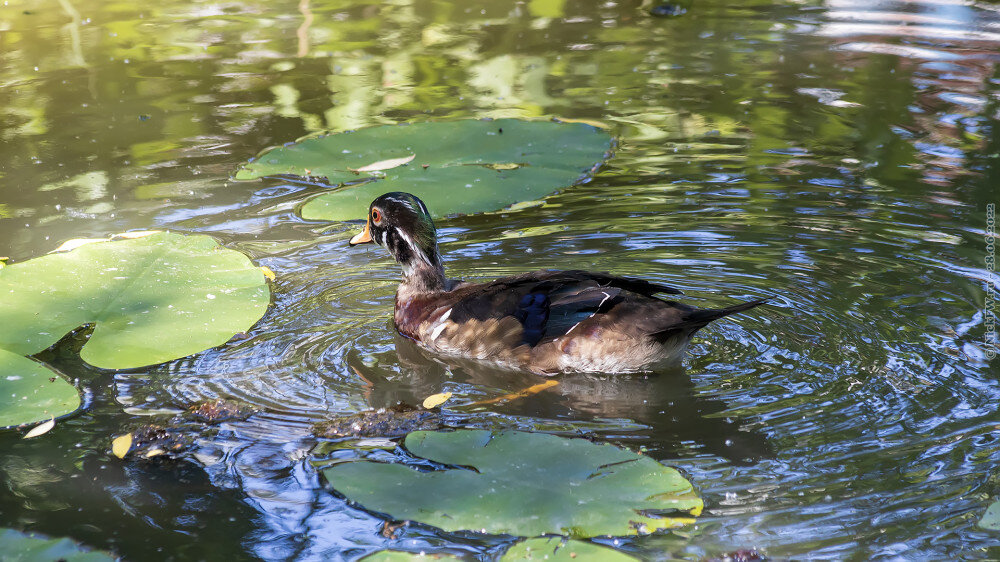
[322,430,702,538]
[501,537,638,561]
[0,528,116,561]
[0,232,269,428]
[979,501,1000,531]
[234,119,613,221]
[0,350,80,428]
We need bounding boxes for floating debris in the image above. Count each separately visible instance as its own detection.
[113,424,189,460]
[187,399,258,424]
[312,403,441,439]
[706,549,765,562]
[380,520,408,539]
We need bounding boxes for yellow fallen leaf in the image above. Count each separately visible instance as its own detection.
[260,266,276,281]
[50,238,107,253]
[112,433,133,459]
[422,391,452,409]
[113,230,162,240]
[485,162,522,171]
[23,418,55,439]
[49,231,165,254]
[350,153,416,173]
[144,448,165,458]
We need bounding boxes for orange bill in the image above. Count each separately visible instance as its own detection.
[349,221,373,245]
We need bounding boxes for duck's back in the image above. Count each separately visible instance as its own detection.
[393,270,764,374]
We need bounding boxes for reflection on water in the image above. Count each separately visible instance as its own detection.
[1,0,998,559]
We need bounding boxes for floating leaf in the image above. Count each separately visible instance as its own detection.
[350,153,416,173]
[0,232,269,428]
[0,350,79,428]
[979,501,1000,531]
[260,266,276,281]
[111,433,133,459]
[234,119,613,220]
[22,418,55,439]
[48,229,164,254]
[144,448,165,458]
[0,231,269,370]
[113,230,161,240]
[421,392,452,409]
[500,537,638,561]
[322,430,702,538]
[0,528,115,561]
[50,238,107,253]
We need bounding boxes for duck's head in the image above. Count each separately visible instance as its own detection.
[349,192,445,287]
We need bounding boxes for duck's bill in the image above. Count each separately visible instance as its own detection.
[349,221,373,245]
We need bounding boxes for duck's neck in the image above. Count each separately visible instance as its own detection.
[399,255,446,294]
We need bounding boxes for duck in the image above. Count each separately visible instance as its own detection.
[349,192,767,375]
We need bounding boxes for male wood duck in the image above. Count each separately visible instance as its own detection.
[349,192,767,375]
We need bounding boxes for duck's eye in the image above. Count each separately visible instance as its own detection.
[371,209,382,225]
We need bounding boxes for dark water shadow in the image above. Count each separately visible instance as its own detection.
[0,401,261,561]
[346,333,772,465]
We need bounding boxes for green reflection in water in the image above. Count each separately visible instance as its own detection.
[0,0,998,560]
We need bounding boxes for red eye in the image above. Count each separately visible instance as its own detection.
[371,209,382,225]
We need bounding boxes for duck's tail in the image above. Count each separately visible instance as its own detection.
[653,297,770,342]
[688,297,770,326]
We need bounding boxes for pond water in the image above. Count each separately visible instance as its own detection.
[1,0,999,559]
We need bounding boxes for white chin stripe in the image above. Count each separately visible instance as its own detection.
[396,227,431,264]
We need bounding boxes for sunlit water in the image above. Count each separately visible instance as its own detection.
[1,0,998,559]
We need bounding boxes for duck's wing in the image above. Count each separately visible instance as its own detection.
[550,270,683,297]
[449,270,680,301]
[440,270,681,347]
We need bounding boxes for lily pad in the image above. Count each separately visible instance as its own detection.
[500,537,638,561]
[0,350,80,428]
[322,430,702,538]
[0,232,269,428]
[234,119,613,220]
[979,501,1000,531]
[0,528,116,561]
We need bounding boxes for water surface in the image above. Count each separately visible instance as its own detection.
[1,0,998,559]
